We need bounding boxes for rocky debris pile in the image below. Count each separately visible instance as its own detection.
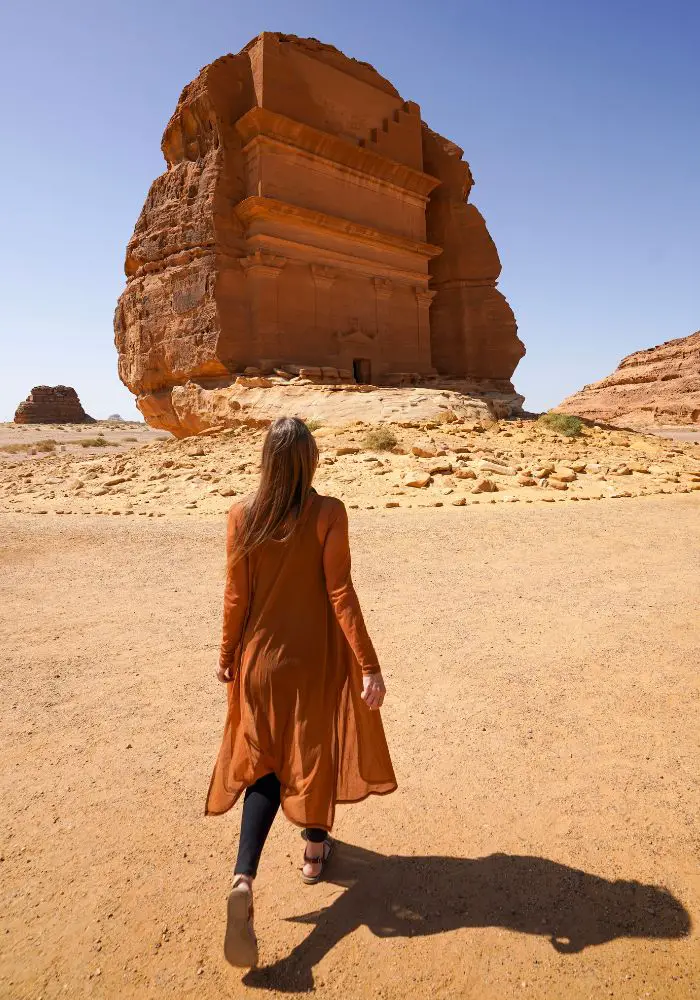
[1,415,698,519]
[14,386,94,425]
[556,330,700,430]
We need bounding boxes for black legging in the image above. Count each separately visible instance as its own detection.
[234,772,327,878]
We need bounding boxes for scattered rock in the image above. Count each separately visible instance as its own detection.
[411,442,438,459]
[550,468,577,483]
[478,459,516,476]
[403,471,432,488]
[428,461,453,475]
[471,477,498,494]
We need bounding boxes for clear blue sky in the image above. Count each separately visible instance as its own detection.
[0,0,697,420]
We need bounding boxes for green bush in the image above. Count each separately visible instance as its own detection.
[362,426,398,451]
[304,418,323,432]
[537,412,584,437]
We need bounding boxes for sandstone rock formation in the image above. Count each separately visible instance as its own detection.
[14,386,94,424]
[115,32,525,438]
[556,331,700,429]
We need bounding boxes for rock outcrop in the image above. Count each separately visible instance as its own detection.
[556,331,700,429]
[115,32,525,437]
[138,381,520,439]
[14,386,94,424]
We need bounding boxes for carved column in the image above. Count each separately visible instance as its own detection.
[414,286,436,369]
[311,264,337,343]
[240,249,286,363]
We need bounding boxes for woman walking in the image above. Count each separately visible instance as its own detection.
[206,417,396,968]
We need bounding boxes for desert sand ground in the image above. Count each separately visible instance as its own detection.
[1,481,698,999]
[0,421,168,464]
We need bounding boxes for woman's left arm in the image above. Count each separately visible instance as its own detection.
[218,507,250,682]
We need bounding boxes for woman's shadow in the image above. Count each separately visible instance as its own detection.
[244,843,691,993]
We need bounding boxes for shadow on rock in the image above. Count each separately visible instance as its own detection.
[244,844,690,993]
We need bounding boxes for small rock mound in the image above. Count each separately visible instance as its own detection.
[14,386,95,425]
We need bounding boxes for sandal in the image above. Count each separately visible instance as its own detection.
[300,836,334,885]
[224,876,258,968]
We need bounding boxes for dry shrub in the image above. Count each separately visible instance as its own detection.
[537,412,583,437]
[362,426,398,451]
[78,436,116,448]
[34,439,57,452]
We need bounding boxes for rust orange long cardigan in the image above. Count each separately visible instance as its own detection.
[205,490,397,829]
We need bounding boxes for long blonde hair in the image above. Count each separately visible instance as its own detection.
[239,417,318,557]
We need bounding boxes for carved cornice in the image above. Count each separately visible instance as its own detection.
[244,232,432,285]
[235,107,440,200]
[431,278,498,290]
[235,196,442,262]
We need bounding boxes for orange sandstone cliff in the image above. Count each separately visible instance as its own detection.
[556,331,700,429]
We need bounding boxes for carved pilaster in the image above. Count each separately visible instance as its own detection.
[311,264,337,336]
[240,250,286,360]
[414,286,436,363]
[372,277,393,362]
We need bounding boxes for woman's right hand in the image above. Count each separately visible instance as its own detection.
[361,671,386,710]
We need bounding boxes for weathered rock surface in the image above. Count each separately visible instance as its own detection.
[14,386,94,424]
[556,331,700,429]
[115,32,525,436]
[138,380,515,438]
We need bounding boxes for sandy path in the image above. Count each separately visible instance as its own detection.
[1,497,698,999]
